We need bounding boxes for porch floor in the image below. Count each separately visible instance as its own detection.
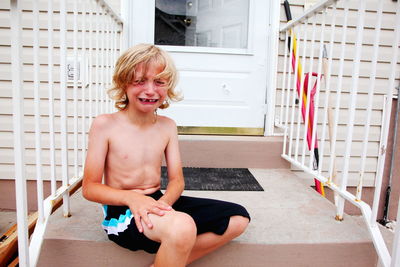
[36,168,393,267]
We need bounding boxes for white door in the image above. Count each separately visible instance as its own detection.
[126,0,270,135]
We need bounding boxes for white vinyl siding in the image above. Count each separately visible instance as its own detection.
[0,0,121,180]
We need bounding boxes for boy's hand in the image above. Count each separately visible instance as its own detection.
[126,194,172,233]
[157,199,175,211]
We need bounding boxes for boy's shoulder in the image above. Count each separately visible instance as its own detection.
[157,115,177,128]
[90,113,117,133]
[156,115,179,136]
[92,113,115,125]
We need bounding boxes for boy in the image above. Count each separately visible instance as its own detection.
[82,44,250,267]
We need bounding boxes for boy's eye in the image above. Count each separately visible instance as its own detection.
[155,80,166,86]
[134,79,145,85]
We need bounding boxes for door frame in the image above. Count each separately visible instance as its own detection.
[264,0,281,136]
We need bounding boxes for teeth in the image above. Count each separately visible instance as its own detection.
[139,98,158,103]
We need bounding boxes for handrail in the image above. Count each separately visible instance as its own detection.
[277,0,400,266]
[96,0,124,26]
[9,0,123,266]
[280,0,337,32]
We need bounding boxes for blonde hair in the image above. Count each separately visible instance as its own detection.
[108,44,181,110]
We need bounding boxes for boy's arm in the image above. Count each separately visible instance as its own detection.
[82,115,170,232]
[158,119,185,206]
[82,114,130,205]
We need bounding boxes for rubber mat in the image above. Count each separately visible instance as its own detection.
[161,167,264,191]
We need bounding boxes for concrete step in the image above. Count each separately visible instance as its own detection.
[0,210,15,237]
[37,169,388,267]
[178,135,288,169]
[0,135,287,211]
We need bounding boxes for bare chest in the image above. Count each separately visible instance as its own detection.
[107,128,168,165]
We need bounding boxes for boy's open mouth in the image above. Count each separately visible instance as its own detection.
[138,98,158,103]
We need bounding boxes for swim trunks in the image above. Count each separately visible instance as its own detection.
[102,191,250,253]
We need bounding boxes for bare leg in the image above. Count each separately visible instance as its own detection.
[143,211,197,267]
[187,215,249,265]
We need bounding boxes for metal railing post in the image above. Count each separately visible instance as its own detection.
[336,0,366,219]
[331,3,349,220]
[47,0,57,197]
[60,0,70,218]
[81,0,87,168]
[357,0,384,201]
[294,22,308,162]
[73,0,79,179]
[10,0,30,265]
[282,29,295,157]
[288,25,302,159]
[33,0,44,224]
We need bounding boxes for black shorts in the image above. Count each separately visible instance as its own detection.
[102,191,250,253]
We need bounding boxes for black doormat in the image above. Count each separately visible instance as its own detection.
[160,167,264,191]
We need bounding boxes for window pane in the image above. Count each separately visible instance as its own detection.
[155,0,249,49]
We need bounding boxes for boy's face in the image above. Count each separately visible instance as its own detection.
[125,61,168,114]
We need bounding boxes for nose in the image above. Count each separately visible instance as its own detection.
[144,81,156,95]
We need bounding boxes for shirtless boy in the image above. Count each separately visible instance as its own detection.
[82,43,250,267]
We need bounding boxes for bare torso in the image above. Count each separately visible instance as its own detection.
[104,112,170,194]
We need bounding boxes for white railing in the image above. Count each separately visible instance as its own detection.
[10,0,123,266]
[276,0,400,266]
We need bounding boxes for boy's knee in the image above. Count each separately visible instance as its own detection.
[228,215,249,237]
[164,212,196,249]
